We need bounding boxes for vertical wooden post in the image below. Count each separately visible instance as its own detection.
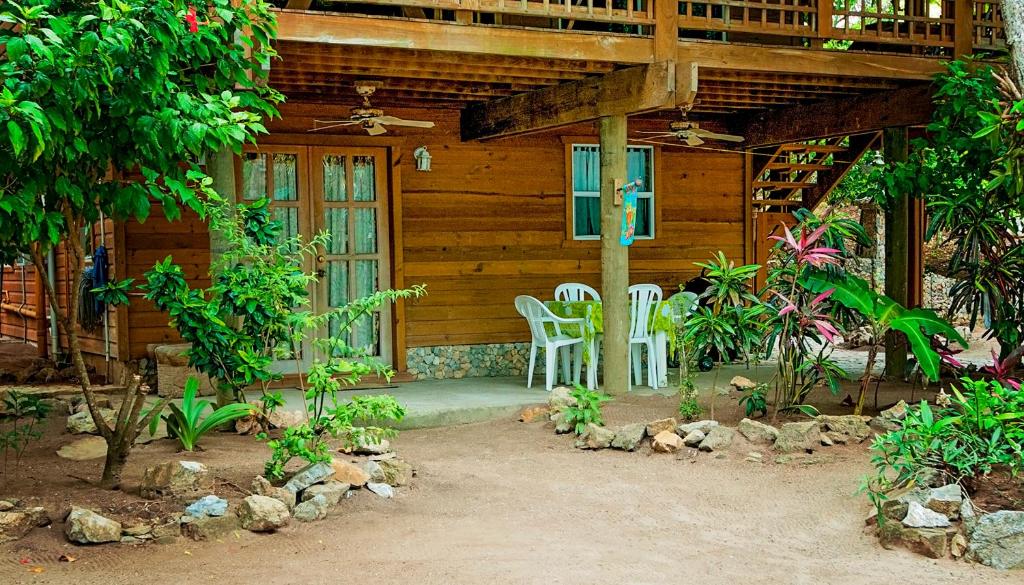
[654,0,680,62]
[884,127,910,379]
[207,147,237,406]
[600,115,629,395]
[954,0,974,59]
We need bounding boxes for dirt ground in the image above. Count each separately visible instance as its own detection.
[2,389,1022,585]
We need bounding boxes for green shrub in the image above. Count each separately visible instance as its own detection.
[739,384,768,418]
[1,390,50,476]
[158,377,255,452]
[563,384,611,435]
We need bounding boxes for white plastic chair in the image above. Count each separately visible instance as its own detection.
[628,284,663,390]
[514,295,587,391]
[554,283,601,302]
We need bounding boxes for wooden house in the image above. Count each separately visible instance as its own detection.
[0,0,1006,388]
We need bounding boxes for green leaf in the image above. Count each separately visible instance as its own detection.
[7,121,25,157]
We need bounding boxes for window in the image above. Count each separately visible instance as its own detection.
[570,144,654,240]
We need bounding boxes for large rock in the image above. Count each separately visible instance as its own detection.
[141,461,211,500]
[182,514,241,541]
[902,501,951,528]
[575,423,615,450]
[292,495,329,522]
[376,459,414,487]
[925,484,963,519]
[737,418,779,445]
[880,487,930,522]
[237,495,290,532]
[341,433,392,455]
[284,461,335,494]
[677,420,718,436]
[65,507,122,544]
[610,423,645,451]
[651,431,684,453]
[185,495,228,518]
[548,386,576,411]
[699,426,735,452]
[153,343,216,398]
[519,406,550,423]
[367,482,395,498]
[252,476,295,510]
[730,376,756,390]
[900,527,952,559]
[551,411,573,434]
[968,510,1024,570]
[774,421,821,453]
[57,435,108,460]
[0,508,49,544]
[816,415,872,443]
[645,418,677,437]
[682,429,705,448]
[880,400,910,421]
[302,481,350,506]
[331,460,370,487]
[65,409,116,435]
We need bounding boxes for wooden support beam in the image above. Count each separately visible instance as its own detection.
[884,127,910,379]
[654,0,680,62]
[207,147,238,407]
[600,115,629,395]
[461,62,695,141]
[740,84,934,147]
[954,0,974,59]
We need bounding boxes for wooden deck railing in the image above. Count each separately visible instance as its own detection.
[318,0,1006,54]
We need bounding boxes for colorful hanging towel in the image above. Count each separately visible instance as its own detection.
[619,179,642,246]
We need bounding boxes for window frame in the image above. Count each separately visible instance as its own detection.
[566,143,656,242]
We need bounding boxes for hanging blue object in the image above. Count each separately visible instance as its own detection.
[618,179,643,246]
[92,245,109,314]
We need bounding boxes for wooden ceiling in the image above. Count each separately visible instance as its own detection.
[270,40,909,116]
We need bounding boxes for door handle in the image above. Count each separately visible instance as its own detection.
[316,268,326,278]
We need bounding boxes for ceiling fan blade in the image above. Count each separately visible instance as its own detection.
[310,119,359,132]
[693,129,745,142]
[632,132,677,139]
[684,134,704,147]
[635,130,678,134]
[365,122,388,136]
[373,115,435,128]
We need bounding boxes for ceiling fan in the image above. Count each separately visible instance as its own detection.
[311,81,435,136]
[634,103,744,147]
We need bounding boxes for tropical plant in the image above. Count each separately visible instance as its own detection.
[157,377,254,452]
[802,271,967,415]
[866,377,1024,507]
[693,252,761,312]
[676,341,702,421]
[563,383,612,435]
[0,0,280,487]
[739,384,768,418]
[682,306,735,420]
[0,390,50,478]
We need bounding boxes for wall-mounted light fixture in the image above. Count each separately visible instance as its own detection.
[413,146,432,172]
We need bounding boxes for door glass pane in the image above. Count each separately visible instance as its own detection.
[325,208,349,255]
[323,155,347,202]
[273,207,299,250]
[350,312,380,356]
[636,197,652,237]
[352,156,377,201]
[574,196,601,237]
[273,154,298,201]
[355,259,378,298]
[241,153,267,200]
[354,208,377,254]
[327,260,349,308]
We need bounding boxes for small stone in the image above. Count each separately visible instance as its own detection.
[880,400,909,421]
[816,415,872,443]
[925,484,963,519]
[548,386,576,411]
[302,481,350,506]
[699,426,735,452]
[292,495,329,522]
[0,508,49,544]
[120,536,145,545]
[825,432,848,445]
[880,487,929,522]
[745,451,764,463]
[682,430,705,448]
[901,526,951,559]
[284,461,335,494]
[151,520,180,540]
[185,495,228,518]
[551,410,573,434]
[237,495,290,532]
[65,409,116,435]
[251,476,295,510]
[774,454,797,464]
[141,461,211,500]
[651,431,684,453]
[730,376,756,390]
[677,420,718,436]
[366,482,395,498]
[774,421,821,453]
[645,417,677,437]
[869,416,902,433]
[376,459,413,487]
[0,500,13,512]
[820,433,835,447]
[56,436,108,460]
[518,406,550,423]
[737,418,779,445]
[951,533,968,559]
[960,498,978,533]
[331,459,370,487]
[902,501,951,528]
[182,515,241,541]
[122,524,153,538]
[363,460,384,481]
[968,510,1024,569]
[610,423,646,451]
[575,423,615,450]
[64,507,122,544]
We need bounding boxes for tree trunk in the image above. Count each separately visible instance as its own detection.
[855,344,879,416]
[1003,0,1024,89]
[599,115,630,395]
[99,433,133,489]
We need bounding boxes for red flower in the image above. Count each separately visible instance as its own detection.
[185,6,199,33]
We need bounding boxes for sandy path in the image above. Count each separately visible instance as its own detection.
[2,409,1019,585]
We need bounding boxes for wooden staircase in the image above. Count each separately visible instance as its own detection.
[750,132,880,213]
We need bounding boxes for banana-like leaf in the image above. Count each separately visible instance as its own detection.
[890,308,968,381]
[801,271,876,317]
